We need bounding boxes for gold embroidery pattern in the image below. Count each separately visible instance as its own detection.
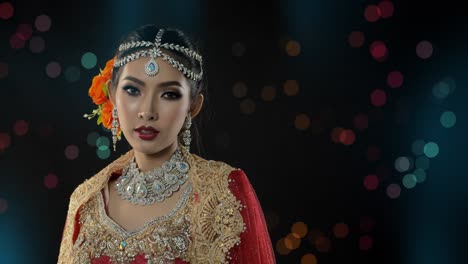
[72,184,193,264]
[186,154,246,264]
[58,151,134,264]
[58,148,245,264]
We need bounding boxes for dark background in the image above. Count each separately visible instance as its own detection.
[0,0,467,263]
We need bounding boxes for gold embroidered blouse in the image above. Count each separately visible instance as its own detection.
[58,148,246,264]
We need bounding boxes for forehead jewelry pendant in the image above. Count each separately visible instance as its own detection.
[145,48,159,76]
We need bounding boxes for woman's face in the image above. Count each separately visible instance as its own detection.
[110,57,192,155]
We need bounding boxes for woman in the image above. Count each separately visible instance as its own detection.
[58,25,275,264]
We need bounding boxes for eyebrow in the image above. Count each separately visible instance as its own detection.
[122,76,184,89]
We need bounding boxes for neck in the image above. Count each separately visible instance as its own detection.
[133,142,179,172]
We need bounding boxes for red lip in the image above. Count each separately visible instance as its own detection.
[134,126,159,140]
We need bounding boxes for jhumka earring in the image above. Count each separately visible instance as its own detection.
[181,114,192,152]
[112,107,119,151]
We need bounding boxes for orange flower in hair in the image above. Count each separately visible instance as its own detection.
[84,58,121,139]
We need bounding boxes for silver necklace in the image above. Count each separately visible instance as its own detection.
[115,147,189,205]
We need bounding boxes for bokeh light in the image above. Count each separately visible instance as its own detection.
[414,168,427,183]
[44,173,58,189]
[411,139,426,156]
[16,23,33,41]
[0,133,12,151]
[65,145,79,160]
[331,127,344,143]
[339,129,356,145]
[13,120,29,136]
[285,40,301,56]
[348,31,365,48]
[35,14,52,32]
[370,41,388,62]
[367,146,381,162]
[29,36,46,53]
[276,238,291,255]
[333,223,349,238]
[97,145,111,159]
[295,114,311,131]
[81,52,98,69]
[10,33,25,49]
[424,142,439,158]
[387,70,404,88]
[301,254,317,264]
[0,2,14,19]
[415,156,430,170]
[261,85,276,101]
[370,89,387,107]
[432,80,451,99]
[386,183,401,199]
[402,174,417,189]
[283,80,299,96]
[64,66,81,82]
[315,236,331,253]
[378,0,394,18]
[359,235,373,250]
[291,221,308,238]
[232,42,246,57]
[364,174,379,190]
[440,111,456,128]
[284,233,301,250]
[354,114,368,131]
[0,62,8,78]
[416,40,433,59]
[394,156,412,173]
[46,61,62,78]
[364,5,381,22]
[232,81,248,98]
[240,98,256,114]
[96,136,110,147]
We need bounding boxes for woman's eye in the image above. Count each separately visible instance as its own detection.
[123,86,140,96]
[163,91,181,100]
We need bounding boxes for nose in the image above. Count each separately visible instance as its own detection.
[138,111,158,121]
[138,95,158,121]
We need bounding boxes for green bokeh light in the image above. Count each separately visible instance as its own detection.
[432,81,450,99]
[402,174,417,189]
[414,169,427,183]
[440,111,456,128]
[424,142,439,158]
[97,145,110,159]
[96,136,110,147]
[81,52,97,70]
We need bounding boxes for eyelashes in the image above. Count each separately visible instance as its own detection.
[122,86,182,100]
[123,85,140,96]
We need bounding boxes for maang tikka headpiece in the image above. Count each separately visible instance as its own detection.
[113,29,203,81]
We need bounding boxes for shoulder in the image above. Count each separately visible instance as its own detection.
[69,150,133,203]
[190,154,240,175]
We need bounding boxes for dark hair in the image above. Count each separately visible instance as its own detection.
[111,24,208,156]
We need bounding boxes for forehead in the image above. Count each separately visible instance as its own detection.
[118,57,190,88]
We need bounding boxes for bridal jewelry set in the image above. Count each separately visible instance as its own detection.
[110,28,200,205]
